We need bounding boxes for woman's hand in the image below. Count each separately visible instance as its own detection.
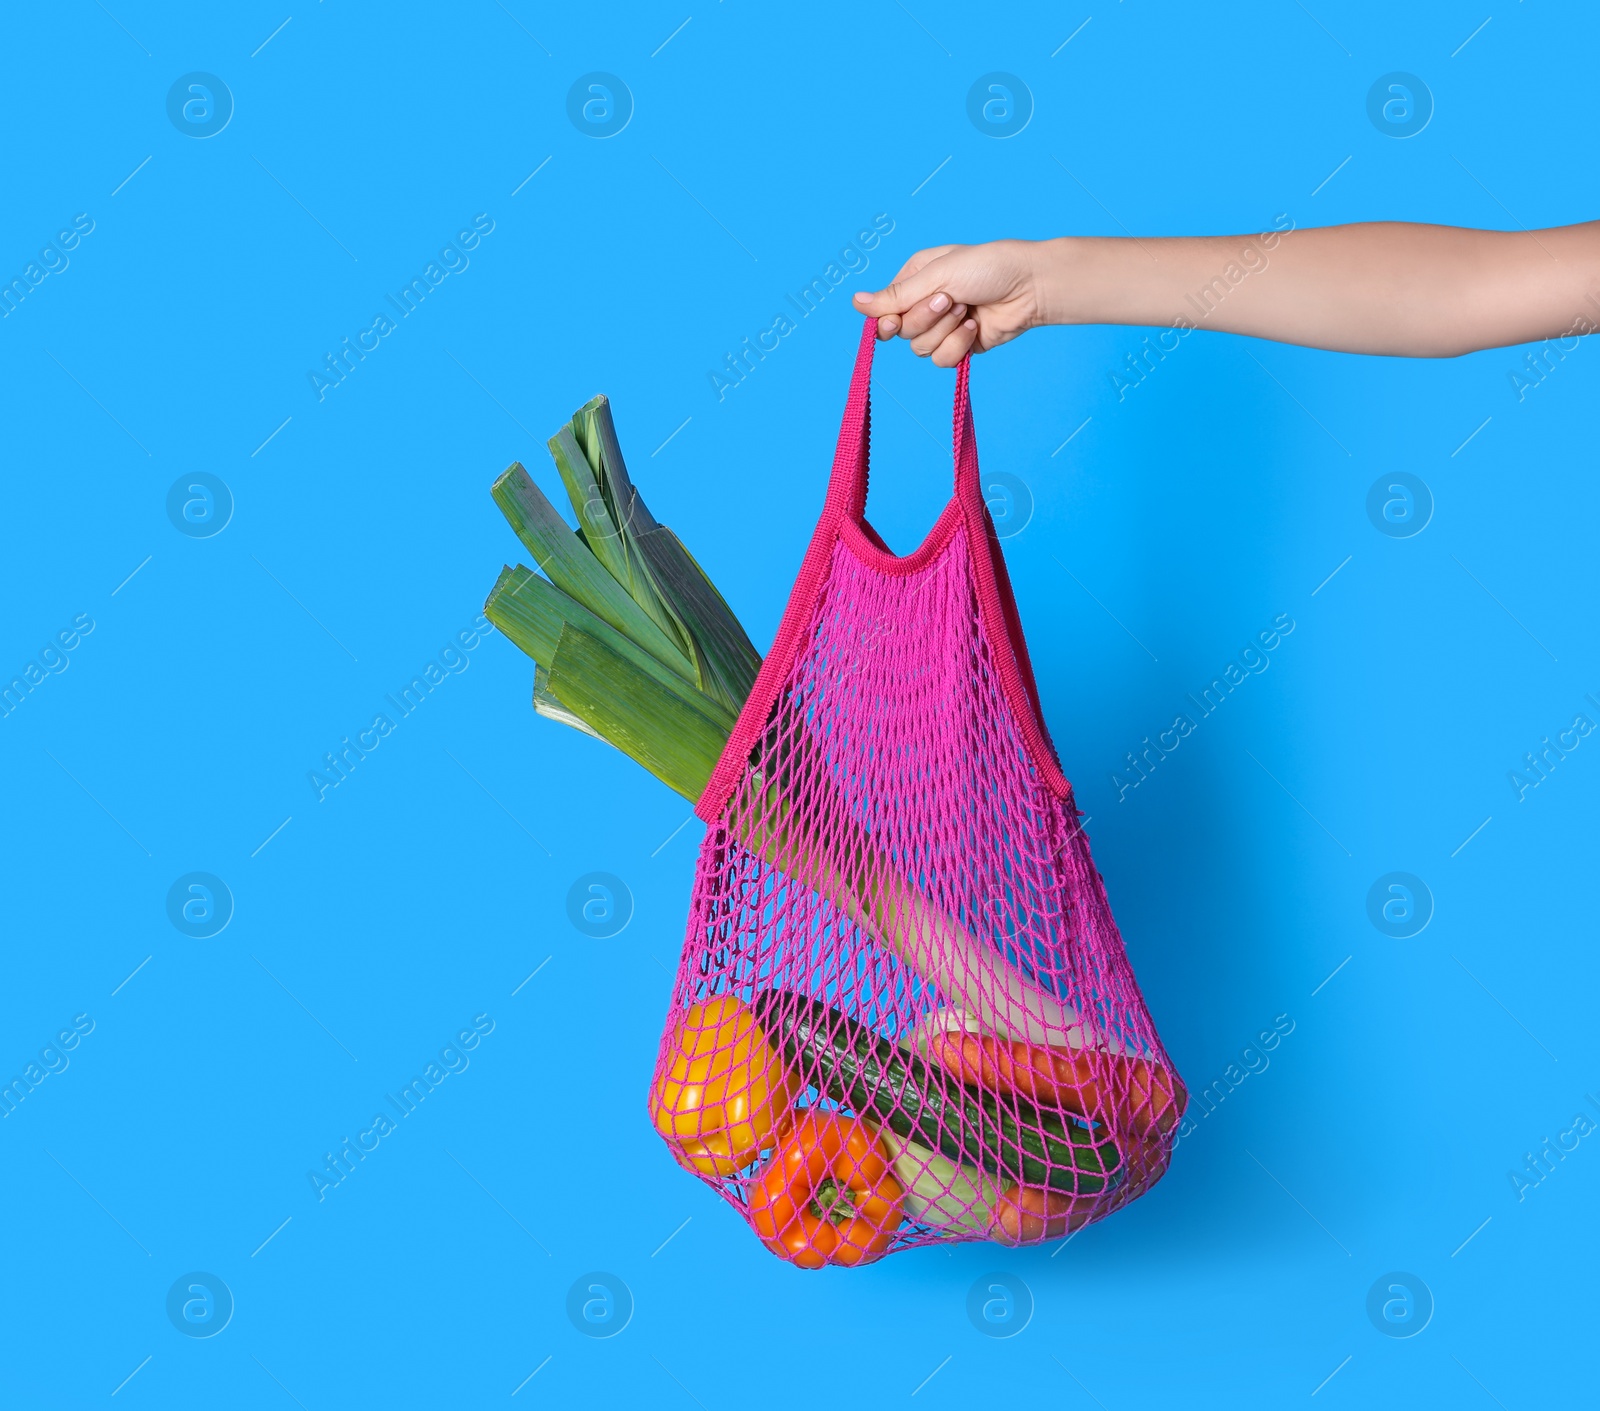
[852,240,1055,366]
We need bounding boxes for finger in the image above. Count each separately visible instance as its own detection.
[930,318,981,368]
[908,303,969,357]
[898,291,964,342]
[886,244,956,285]
[852,248,959,323]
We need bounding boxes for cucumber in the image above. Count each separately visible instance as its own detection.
[751,991,1121,1196]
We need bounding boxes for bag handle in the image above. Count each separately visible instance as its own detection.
[826,317,979,521]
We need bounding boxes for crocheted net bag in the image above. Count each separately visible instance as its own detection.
[648,319,1185,1265]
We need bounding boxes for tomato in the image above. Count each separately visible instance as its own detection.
[923,1026,1187,1141]
[990,1183,1097,1246]
[649,996,799,1177]
[747,1111,905,1268]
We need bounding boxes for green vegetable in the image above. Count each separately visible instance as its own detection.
[749,991,1121,1196]
[877,1129,998,1237]
[482,393,760,788]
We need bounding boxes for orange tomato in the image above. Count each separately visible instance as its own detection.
[649,996,799,1177]
[748,1110,905,1268]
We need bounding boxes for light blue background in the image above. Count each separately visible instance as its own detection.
[2,3,1595,1406]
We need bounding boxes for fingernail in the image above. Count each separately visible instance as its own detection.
[930,293,951,313]
[965,318,977,329]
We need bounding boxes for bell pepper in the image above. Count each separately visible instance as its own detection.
[649,996,799,1177]
[747,1110,905,1268]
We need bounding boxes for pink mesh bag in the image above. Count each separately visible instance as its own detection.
[647,319,1186,1266]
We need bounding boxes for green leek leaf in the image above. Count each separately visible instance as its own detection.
[545,624,730,803]
[491,464,696,683]
[483,565,737,736]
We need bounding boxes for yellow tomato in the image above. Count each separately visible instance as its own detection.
[649,996,798,1177]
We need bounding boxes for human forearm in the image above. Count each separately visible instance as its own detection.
[855,221,1600,364]
[1041,222,1600,358]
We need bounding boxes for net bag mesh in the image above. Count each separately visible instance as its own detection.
[648,319,1185,1265]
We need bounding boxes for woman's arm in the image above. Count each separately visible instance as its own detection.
[852,222,1600,365]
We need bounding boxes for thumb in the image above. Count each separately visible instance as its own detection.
[852,247,955,319]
